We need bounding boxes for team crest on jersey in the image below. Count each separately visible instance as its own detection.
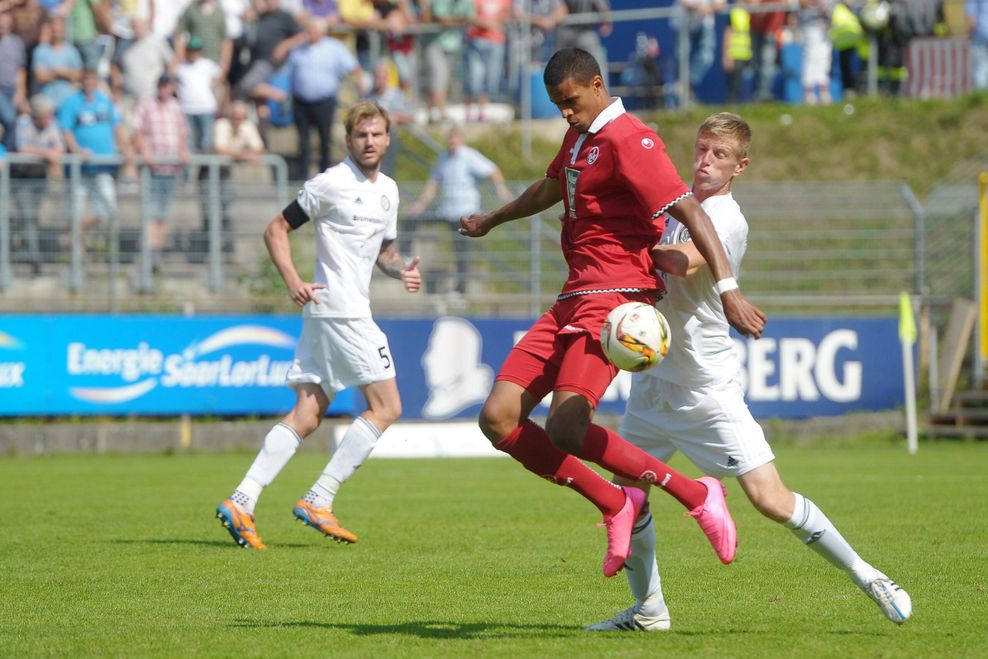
[673,223,691,244]
[641,137,655,149]
[586,146,599,165]
[380,195,391,211]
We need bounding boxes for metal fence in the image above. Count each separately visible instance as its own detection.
[1,163,981,321]
[0,153,290,312]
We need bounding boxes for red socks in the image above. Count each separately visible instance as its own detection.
[579,424,707,510]
[495,421,625,517]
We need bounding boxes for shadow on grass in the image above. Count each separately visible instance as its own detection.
[229,618,893,639]
[230,619,576,639]
[109,538,311,548]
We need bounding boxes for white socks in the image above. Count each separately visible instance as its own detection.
[232,422,302,514]
[787,492,878,588]
[624,511,666,617]
[230,417,384,514]
[306,416,382,509]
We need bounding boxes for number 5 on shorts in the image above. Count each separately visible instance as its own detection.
[378,346,392,369]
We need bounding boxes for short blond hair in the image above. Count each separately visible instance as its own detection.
[344,101,391,135]
[697,112,751,161]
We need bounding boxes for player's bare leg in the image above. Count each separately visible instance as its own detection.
[296,378,402,544]
[739,463,911,624]
[590,462,912,627]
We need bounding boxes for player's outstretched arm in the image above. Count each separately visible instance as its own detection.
[263,213,325,306]
[459,176,562,238]
[377,239,422,293]
[667,196,766,338]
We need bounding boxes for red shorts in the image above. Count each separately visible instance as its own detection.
[496,290,657,407]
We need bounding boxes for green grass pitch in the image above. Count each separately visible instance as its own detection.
[1,441,986,657]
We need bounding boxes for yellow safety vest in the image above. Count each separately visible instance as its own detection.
[830,2,864,51]
[728,7,753,62]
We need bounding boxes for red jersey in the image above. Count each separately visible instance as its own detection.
[546,99,690,296]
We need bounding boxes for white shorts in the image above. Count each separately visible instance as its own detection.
[619,375,774,479]
[285,316,396,398]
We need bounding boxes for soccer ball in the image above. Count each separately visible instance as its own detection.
[600,302,671,372]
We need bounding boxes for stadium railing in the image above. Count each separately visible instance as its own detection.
[1,169,981,322]
[0,152,290,310]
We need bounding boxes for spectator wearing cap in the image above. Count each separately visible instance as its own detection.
[59,68,134,248]
[132,74,189,262]
[31,14,83,111]
[175,35,222,152]
[112,16,173,105]
[0,11,28,150]
[175,0,231,77]
[13,94,65,275]
[282,17,362,178]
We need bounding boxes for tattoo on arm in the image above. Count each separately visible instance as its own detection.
[376,240,405,279]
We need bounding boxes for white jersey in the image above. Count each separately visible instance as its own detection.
[621,191,772,478]
[645,192,748,389]
[295,158,399,318]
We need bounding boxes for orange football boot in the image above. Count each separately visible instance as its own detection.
[216,498,267,549]
[292,499,358,543]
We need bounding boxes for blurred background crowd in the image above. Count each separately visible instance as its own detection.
[0,0,980,169]
[0,0,981,295]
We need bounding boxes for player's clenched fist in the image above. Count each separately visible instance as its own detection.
[459,213,494,237]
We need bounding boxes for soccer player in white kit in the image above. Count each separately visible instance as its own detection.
[587,113,912,630]
[216,102,422,548]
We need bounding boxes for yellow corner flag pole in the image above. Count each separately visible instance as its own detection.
[900,292,918,454]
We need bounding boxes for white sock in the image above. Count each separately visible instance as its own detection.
[787,492,878,588]
[233,422,302,514]
[306,416,381,508]
[624,511,665,616]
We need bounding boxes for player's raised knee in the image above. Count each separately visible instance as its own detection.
[478,398,516,443]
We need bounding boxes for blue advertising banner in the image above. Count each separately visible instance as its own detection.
[382,316,907,421]
[0,315,355,416]
[0,315,905,419]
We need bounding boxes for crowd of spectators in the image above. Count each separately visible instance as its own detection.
[0,0,976,174]
[0,0,978,280]
[686,0,959,105]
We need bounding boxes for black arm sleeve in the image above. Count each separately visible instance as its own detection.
[282,200,310,229]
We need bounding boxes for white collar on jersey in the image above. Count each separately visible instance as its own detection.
[586,97,626,135]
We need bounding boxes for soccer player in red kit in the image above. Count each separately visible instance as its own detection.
[459,48,767,577]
